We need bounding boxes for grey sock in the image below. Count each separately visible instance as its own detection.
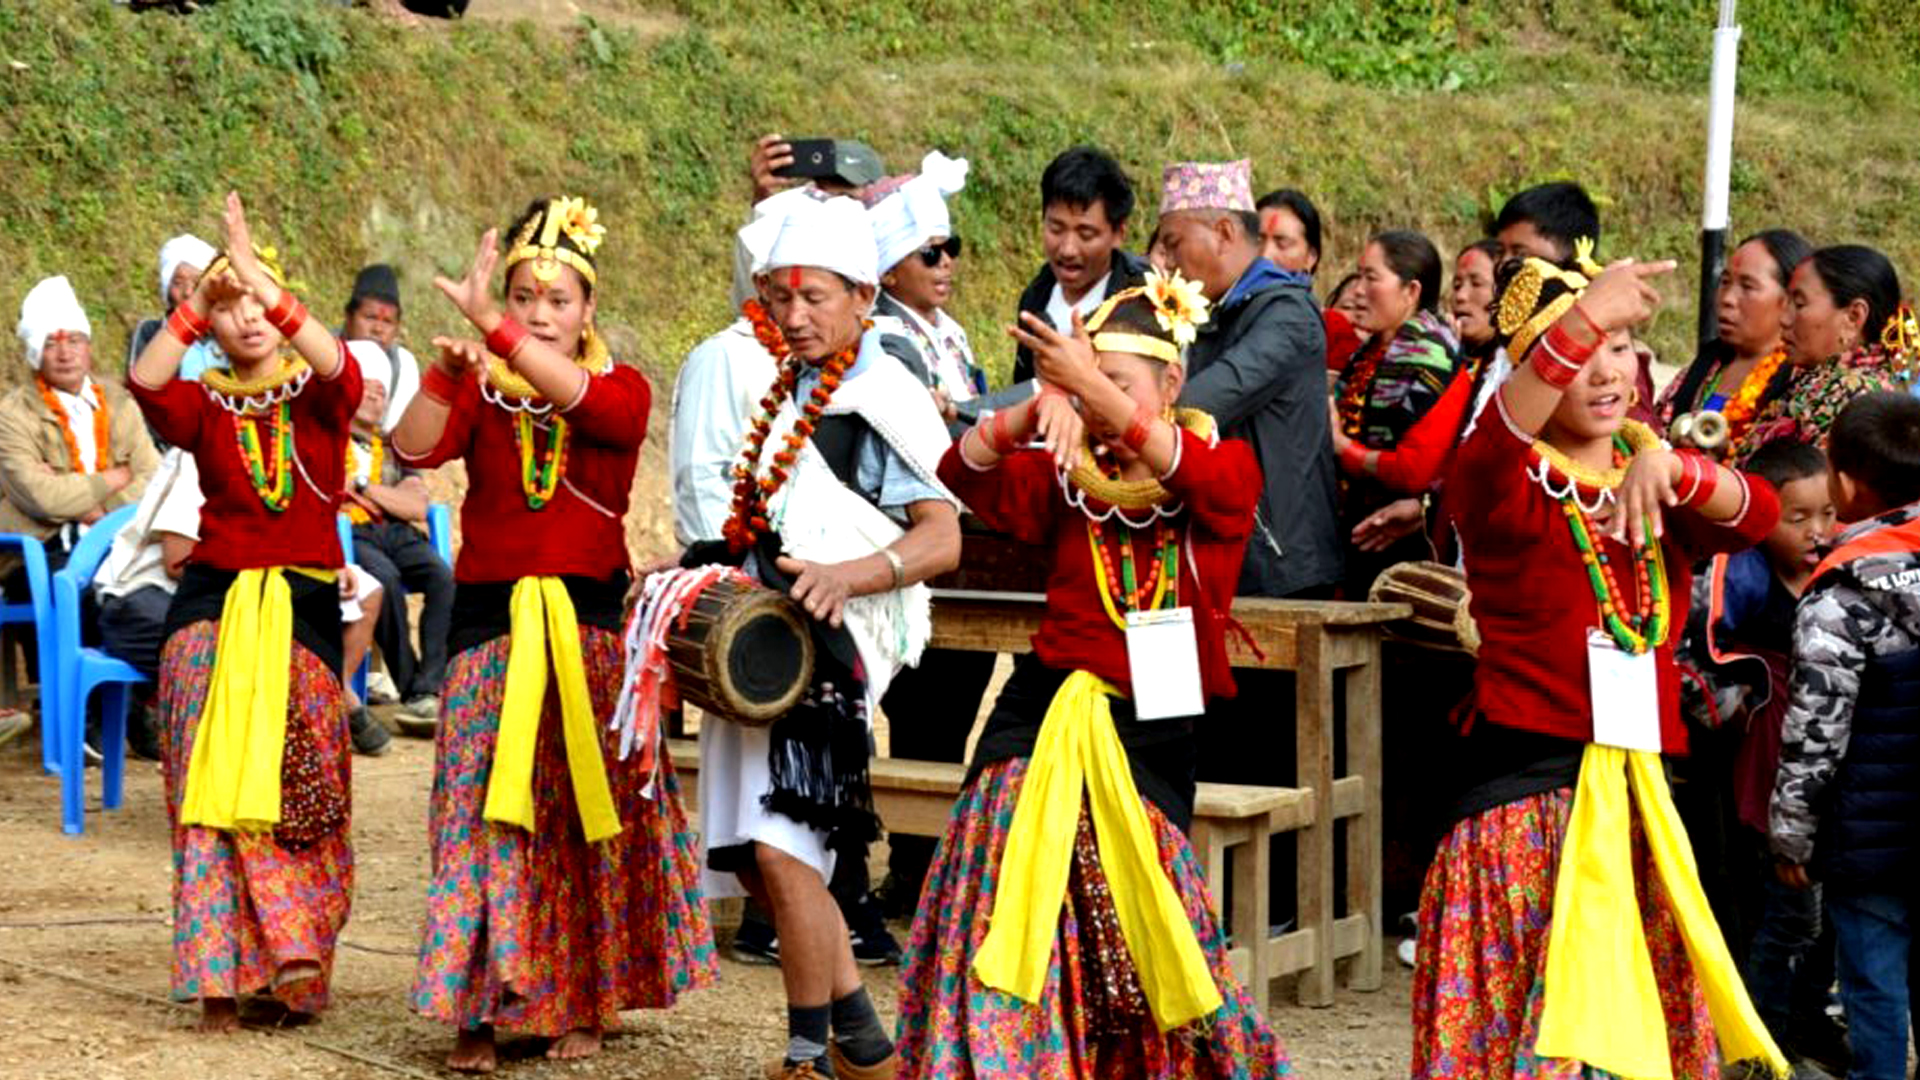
[830,987,893,1066]
[786,1003,834,1075]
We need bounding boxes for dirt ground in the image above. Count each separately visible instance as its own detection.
[0,719,1415,1080]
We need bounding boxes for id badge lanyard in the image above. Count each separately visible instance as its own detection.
[1090,517,1204,721]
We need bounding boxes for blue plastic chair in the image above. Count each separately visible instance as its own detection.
[52,504,143,835]
[338,503,454,704]
[0,531,59,775]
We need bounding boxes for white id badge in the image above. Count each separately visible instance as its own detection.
[1587,630,1662,752]
[1125,607,1205,721]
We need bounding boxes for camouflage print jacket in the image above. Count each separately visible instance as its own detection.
[1769,502,1920,867]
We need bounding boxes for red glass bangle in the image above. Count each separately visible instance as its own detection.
[420,363,464,405]
[1675,450,1719,507]
[1532,322,1593,388]
[1339,439,1371,476]
[165,305,205,347]
[265,293,308,339]
[1122,403,1155,451]
[989,407,1018,454]
[485,317,530,361]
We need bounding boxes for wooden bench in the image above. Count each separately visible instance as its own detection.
[666,737,1321,1011]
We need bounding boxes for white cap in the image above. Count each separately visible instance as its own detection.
[17,276,91,372]
[347,338,392,396]
[739,192,879,288]
[158,234,217,308]
[867,150,969,275]
[731,185,817,311]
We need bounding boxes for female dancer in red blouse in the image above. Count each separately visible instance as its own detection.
[1414,252,1789,1077]
[394,197,712,1073]
[896,274,1288,1078]
[129,193,362,1033]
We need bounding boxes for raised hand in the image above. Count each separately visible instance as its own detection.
[434,228,502,334]
[1033,387,1085,469]
[1613,446,1679,547]
[1579,259,1677,337]
[1009,309,1100,397]
[220,191,280,305]
[750,134,796,202]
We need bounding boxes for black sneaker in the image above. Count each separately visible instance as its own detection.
[348,706,392,757]
[846,894,902,967]
[1787,1014,1851,1077]
[126,702,162,762]
[729,915,780,965]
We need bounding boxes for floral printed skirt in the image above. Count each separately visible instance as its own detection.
[411,627,716,1036]
[160,622,352,1015]
[895,756,1289,1079]
[1411,788,1719,1079]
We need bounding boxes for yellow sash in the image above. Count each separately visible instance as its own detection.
[973,671,1222,1032]
[180,567,333,832]
[1536,744,1789,1079]
[480,576,621,843]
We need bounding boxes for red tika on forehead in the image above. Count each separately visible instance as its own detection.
[788,266,802,289]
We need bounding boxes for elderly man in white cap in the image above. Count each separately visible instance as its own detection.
[0,276,158,587]
[688,191,960,1080]
[339,339,450,738]
[127,234,222,383]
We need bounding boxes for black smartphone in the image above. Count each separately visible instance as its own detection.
[772,139,839,180]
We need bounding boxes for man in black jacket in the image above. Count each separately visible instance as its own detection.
[1011,147,1149,386]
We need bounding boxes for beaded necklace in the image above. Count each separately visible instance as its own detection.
[722,300,862,553]
[36,377,109,474]
[1533,430,1671,654]
[512,413,568,509]
[1086,514,1178,631]
[203,357,311,415]
[233,400,295,512]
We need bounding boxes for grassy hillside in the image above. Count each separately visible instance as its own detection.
[4,0,1919,383]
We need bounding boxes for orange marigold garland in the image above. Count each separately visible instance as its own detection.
[1336,338,1385,439]
[1718,348,1787,440]
[723,300,863,553]
[37,376,110,474]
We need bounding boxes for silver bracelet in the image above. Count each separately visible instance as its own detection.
[881,547,906,591]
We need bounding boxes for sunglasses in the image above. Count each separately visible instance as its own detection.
[916,236,963,267]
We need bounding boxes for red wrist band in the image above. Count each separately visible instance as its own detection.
[1674,450,1719,508]
[1532,322,1594,388]
[264,291,308,339]
[1122,403,1155,452]
[420,363,464,405]
[1571,301,1607,343]
[165,305,207,347]
[1339,439,1371,476]
[980,408,1013,455]
[485,317,530,361]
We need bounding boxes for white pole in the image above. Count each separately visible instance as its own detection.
[1698,0,1741,346]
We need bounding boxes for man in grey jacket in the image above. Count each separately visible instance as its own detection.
[1159,159,1342,599]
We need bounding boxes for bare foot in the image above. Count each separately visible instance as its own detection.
[546,1027,602,1060]
[448,1026,497,1074]
[197,997,240,1034]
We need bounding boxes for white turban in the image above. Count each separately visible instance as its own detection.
[158,234,218,308]
[347,338,392,397]
[868,150,969,275]
[731,185,818,311]
[739,192,879,288]
[17,276,91,372]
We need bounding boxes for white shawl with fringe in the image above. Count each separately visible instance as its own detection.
[758,329,958,713]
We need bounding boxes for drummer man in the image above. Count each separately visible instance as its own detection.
[688,191,960,1080]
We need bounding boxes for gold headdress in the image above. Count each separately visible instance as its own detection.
[204,244,292,291]
[1084,268,1212,366]
[505,195,605,291]
[1496,236,1604,364]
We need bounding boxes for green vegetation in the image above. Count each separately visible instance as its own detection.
[3,0,1918,382]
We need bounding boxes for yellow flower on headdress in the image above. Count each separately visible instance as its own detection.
[1883,303,1918,355]
[1142,269,1211,347]
[560,200,606,256]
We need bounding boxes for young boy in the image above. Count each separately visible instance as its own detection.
[1682,439,1844,1069]
[1771,390,1920,1080]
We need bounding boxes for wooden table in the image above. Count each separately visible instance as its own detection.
[927,589,1407,1006]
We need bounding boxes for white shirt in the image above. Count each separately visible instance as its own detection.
[51,379,102,473]
[1043,270,1112,337]
[877,299,978,403]
[671,318,778,546]
[95,448,203,600]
